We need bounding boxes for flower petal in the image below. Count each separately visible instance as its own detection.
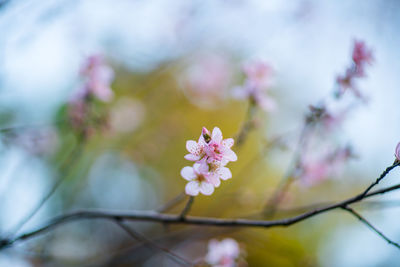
[218,167,232,180]
[199,182,214,195]
[180,166,196,181]
[222,138,234,148]
[186,140,199,155]
[208,173,221,187]
[185,181,200,196]
[224,149,237,162]
[184,154,201,161]
[212,127,223,143]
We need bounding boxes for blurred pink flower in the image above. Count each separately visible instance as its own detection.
[395,142,400,162]
[181,54,232,109]
[335,40,373,100]
[232,61,275,111]
[80,54,115,102]
[181,163,214,196]
[205,238,241,267]
[352,40,374,75]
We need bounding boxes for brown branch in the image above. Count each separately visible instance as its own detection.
[342,206,400,249]
[180,196,194,219]
[2,169,400,251]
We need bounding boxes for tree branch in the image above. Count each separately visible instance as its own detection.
[342,206,400,249]
[2,170,400,251]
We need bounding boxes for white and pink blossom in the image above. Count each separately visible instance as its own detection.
[182,127,237,195]
[181,163,214,196]
[205,238,241,267]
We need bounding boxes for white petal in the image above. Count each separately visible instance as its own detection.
[208,173,221,187]
[222,138,234,148]
[219,167,232,180]
[184,154,201,161]
[186,140,200,155]
[199,182,214,195]
[224,149,238,162]
[212,127,223,143]
[185,181,200,196]
[180,166,196,181]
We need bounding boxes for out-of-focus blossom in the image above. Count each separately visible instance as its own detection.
[80,54,115,102]
[335,40,373,100]
[395,142,400,162]
[352,40,374,76]
[182,127,236,195]
[180,54,232,109]
[68,54,114,133]
[298,146,354,186]
[232,61,275,111]
[110,98,145,134]
[181,162,214,196]
[205,238,241,267]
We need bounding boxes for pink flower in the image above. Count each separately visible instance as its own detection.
[243,61,272,88]
[180,54,232,109]
[80,54,114,102]
[182,127,237,195]
[395,142,400,162]
[335,40,373,100]
[181,163,214,196]
[232,61,275,111]
[205,238,240,267]
[203,127,237,163]
[352,40,373,73]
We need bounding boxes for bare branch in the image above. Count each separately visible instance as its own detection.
[114,220,193,266]
[342,206,400,250]
[157,192,186,213]
[2,169,400,251]
[180,196,194,219]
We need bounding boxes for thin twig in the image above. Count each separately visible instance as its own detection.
[263,123,311,216]
[342,206,400,249]
[157,192,186,213]
[7,140,85,236]
[359,161,400,198]
[235,102,256,147]
[113,220,193,266]
[180,196,194,219]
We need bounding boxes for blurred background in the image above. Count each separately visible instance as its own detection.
[1,0,400,266]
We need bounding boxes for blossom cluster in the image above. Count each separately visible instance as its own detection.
[68,54,114,131]
[335,40,373,100]
[181,127,237,196]
[205,238,241,267]
[232,61,276,111]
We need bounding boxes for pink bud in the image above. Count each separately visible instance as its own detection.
[395,142,400,162]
